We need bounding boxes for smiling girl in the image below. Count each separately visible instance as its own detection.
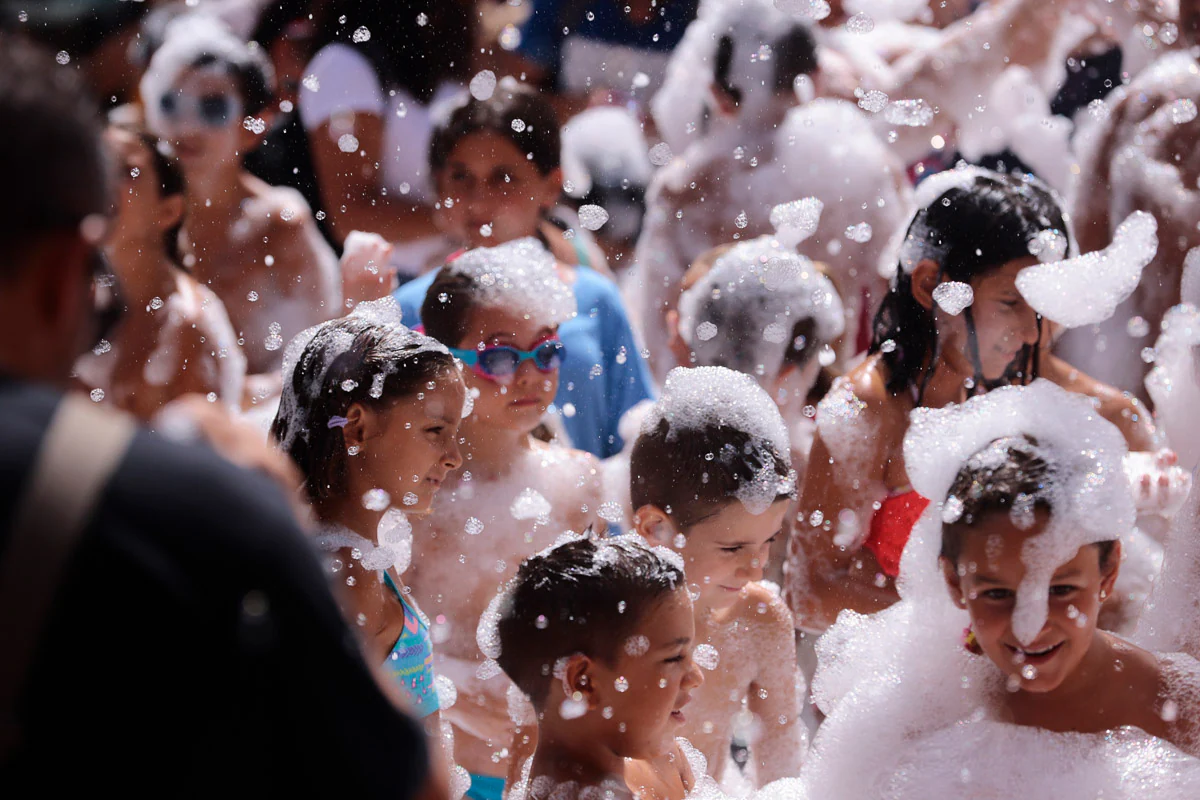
[405,239,607,800]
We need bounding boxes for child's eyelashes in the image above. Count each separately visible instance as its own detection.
[1050,584,1080,597]
[981,588,1015,601]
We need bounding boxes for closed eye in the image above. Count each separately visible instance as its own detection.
[664,654,686,664]
[1049,584,1079,597]
[982,588,1015,601]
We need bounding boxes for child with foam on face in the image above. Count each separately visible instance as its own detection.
[629,366,807,788]
[491,535,705,800]
[406,239,609,800]
[801,380,1200,798]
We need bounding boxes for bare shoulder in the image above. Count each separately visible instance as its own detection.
[243,178,316,230]
[818,356,908,447]
[734,581,796,636]
[1043,354,1153,448]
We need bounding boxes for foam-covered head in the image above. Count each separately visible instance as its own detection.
[632,367,795,522]
[271,298,459,503]
[421,238,576,347]
[652,0,818,152]
[901,380,1134,645]
[677,231,844,383]
[491,534,685,707]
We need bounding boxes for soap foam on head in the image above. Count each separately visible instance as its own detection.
[642,366,794,515]
[444,238,576,326]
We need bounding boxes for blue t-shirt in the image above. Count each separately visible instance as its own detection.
[519,0,697,90]
[393,267,654,459]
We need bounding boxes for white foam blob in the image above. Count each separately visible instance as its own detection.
[577,204,610,231]
[769,198,824,250]
[1015,211,1158,328]
[883,99,934,127]
[469,70,497,101]
[443,238,576,326]
[931,281,974,316]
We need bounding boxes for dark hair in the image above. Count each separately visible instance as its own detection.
[270,317,458,503]
[3,1,150,60]
[187,48,275,117]
[870,173,1068,399]
[495,535,684,707]
[714,24,818,105]
[429,82,562,178]
[0,34,107,278]
[421,267,478,348]
[312,0,473,104]
[630,418,793,530]
[939,435,1116,566]
[690,297,820,375]
[129,131,186,267]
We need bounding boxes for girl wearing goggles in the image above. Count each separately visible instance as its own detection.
[449,337,567,384]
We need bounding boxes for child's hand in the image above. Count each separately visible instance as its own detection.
[1126,449,1193,517]
[340,230,397,310]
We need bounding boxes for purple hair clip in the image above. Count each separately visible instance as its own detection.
[327,416,349,429]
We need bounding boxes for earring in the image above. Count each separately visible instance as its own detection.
[957,595,968,608]
[962,626,983,655]
[1100,589,1109,601]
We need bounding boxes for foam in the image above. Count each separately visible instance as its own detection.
[1015,211,1159,329]
[1146,303,1200,469]
[642,367,794,515]
[676,234,845,382]
[442,238,576,326]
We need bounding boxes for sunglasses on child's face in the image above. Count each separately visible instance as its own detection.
[158,90,241,129]
[450,338,566,383]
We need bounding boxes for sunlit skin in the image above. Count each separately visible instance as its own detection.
[792,256,1157,632]
[635,499,805,782]
[940,507,1198,754]
[529,587,704,800]
[73,127,246,419]
[407,303,605,781]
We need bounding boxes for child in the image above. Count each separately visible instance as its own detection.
[75,124,245,419]
[406,239,607,800]
[270,300,467,761]
[631,366,807,786]
[392,82,653,459]
[141,15,338,374]
[492,534,705,800]
[802,380,1200,797]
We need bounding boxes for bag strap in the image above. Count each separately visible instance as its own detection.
[0,394,137,758]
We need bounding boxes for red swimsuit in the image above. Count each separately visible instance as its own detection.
[863,490,930,578]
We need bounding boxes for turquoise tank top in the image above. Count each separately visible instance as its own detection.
[381,571,439,718]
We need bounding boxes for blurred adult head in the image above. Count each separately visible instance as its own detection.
[0,34,112,385]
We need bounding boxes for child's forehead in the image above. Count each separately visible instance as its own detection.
[622,588,693,649]
[173,63,239,95]
[465,305,557,343]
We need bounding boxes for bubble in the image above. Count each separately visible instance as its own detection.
[844,223,873,243]
[774,0,831,20]
[341,379,358,391]
[302,74,320,92]
[694,644,720,671]
[851,87,890,115]
[880,339,897,353]
[614,677,630,692]
[560,695,588,720]
[243,116,266,135]
[499,24,521,50]
[578,204,610,231]
[735,211,749,229]
[479,223,493,238]
[1141,346,1158,364]
[632,72,651,89]
[396,103,408,118]
[55,51,70,65]
[149,297,164,311]
[1169,99,1198,125]
[370,373,386,398]
[1126,316,1151,338]
[465,517,485,536]
[265,322,284,351]
[535,614,548,630]
[818,345,836,367]
[416,12,428,26]
[648,142,673,166]
[942,495,964,524]
[1160,22,1180,44]
[362,489,390,511]
[247,291,259,302]
[674,533,687,549]
[696,321,719,341]
[511,488,552,523]
[403,492,420,506]
[1027,229,1068,263]
[1020,664,1038,680]
[763,322,788,344]
[845,12,874,33]
[598,501,624,523]
[435,674,458,709]
[89,388,105,402]
[884,99,934,127]
[92,339,112,356]
[469,70,497,101]
[625,636,650,657]
[769,197,823,248]
[932,282,974,316]
[352,26,371,43]
[1087,98,1110,122]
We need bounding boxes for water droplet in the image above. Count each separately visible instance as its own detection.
[1169,99,1197,125]
[734,211,749,229]
[362,489,390,511]
[1126,316,1150,338]
[89,388,105,402]
[243,116,266,135]
[648,142,673,166]
[694,644,720,670]
[341,379,358,392]
[844,222,873,243]
[696,321,719,342]
[932,281,974,316]
[470,70,497,101]
[614,677,629,692]
[302,74,320,92]
[465,517,485,536]
[55,51,70,65]
[403,492,419,506]
[845,12,874,33]
[578,204,609,231]
[352,26,371,43]
[337,133,359,153]
[883,98,934,127]
[511,118,526,133]
[880,338,896,353]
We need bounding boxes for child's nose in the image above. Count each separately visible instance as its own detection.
[443,437,463,470]
[684,660,704,690]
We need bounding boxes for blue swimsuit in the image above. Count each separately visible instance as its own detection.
[381,571,439,719]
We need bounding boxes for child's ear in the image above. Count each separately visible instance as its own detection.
[1099,540,1122,601]
[341,403,372,450]
[562,653,599,708]
[158,193,185,234]
[633,505,677,548]
[910,259,941,312]
[940,556,967,609]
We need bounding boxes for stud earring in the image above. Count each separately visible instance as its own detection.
[1100,589,1109,601]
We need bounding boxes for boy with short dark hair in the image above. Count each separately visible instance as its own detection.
[493,535,704,800]
[629,366,807,787]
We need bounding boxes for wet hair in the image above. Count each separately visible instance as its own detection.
[312,0,472,104]
[630,418,793,530]
[429,83,561,178]
[870,173,1069,399]
[270,317,458,503]
[421,267,478,348]
[940,435,1116,566]
[495,535,684,707]
[0,34,107,278]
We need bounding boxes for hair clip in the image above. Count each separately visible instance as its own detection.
[327,416,349,429]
